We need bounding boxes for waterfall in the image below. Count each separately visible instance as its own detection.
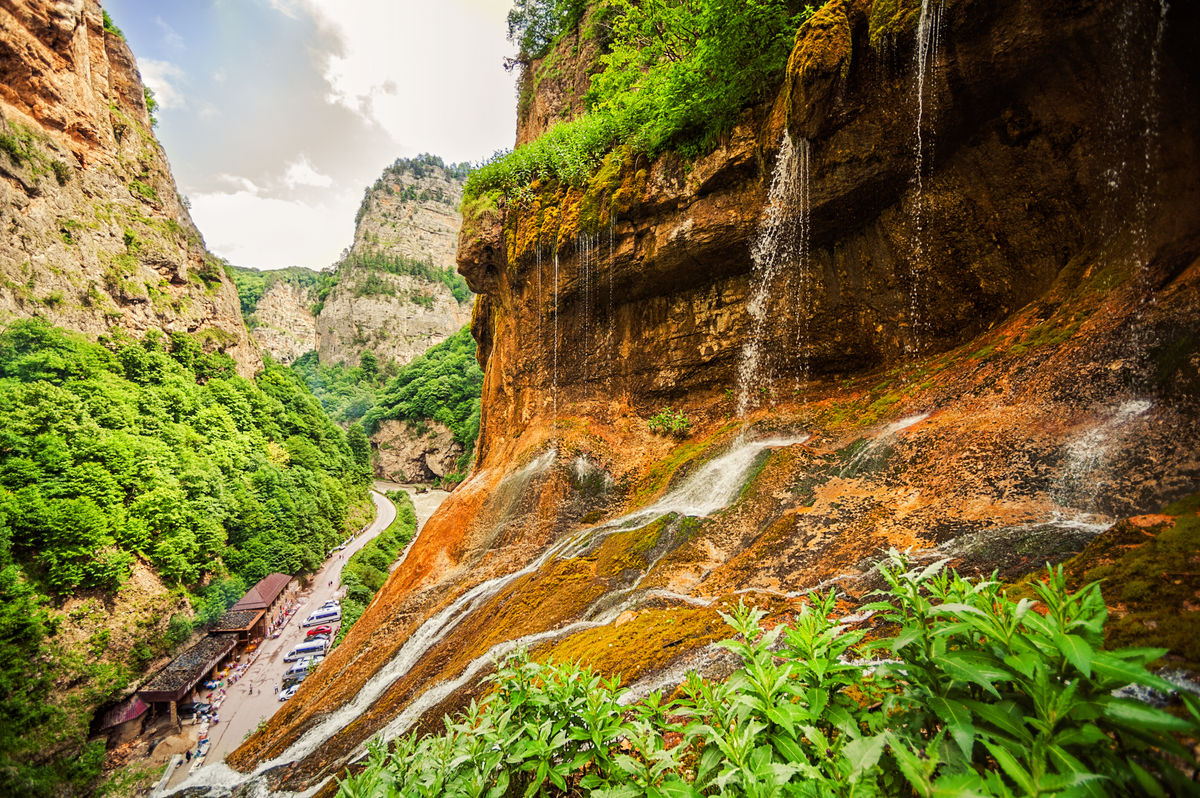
[908,0,945,355]
[173,438,804,795]
[735,132,811,417]
[606,220,616,390]
[553,249,559,433]
[1053,399,1152,515]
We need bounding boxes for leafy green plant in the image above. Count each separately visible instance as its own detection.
[339,554,1200,797]
[648,406,691,437]
[465,0,826,201]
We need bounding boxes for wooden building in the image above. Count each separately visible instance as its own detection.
[137,635,236,725]
[211,572,294,646]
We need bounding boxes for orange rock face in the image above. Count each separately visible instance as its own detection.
[228,1,1200,792]
[0,0,260,374]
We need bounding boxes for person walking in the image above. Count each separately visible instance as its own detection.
[274,683,279,696]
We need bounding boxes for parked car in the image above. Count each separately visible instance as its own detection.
[284,639,328,661]
[306,625,332,638]
[178,702,211,719]
[303,607,341,627]
[320,599,340,609]
[279,684,299,701]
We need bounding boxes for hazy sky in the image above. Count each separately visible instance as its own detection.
[103,0,518,270]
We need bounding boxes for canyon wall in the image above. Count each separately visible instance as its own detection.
[224,0,1200,793]
[316,158,472,368]
[0,0,260,375]
[250,280,317,365]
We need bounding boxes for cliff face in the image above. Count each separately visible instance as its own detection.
[315,159,472,367]
[250,280,317,365]
[372,419,463,482]
[316,266,469,368]
[228,0,1200,791]
[0,0,260,375]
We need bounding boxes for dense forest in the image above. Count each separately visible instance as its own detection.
[0,319,370,795]
[363,326,483,474]
[292,326,483,477]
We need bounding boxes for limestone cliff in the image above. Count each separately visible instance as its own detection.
[315,157,472,368]
[0,0,260,375]
[250,279,317,365]
[228,0,1200,792]
[372,419,463,482]
[316,266,470,368]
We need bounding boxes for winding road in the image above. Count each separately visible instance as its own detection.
[164,484,449,788]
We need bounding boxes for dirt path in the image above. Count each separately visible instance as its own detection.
[174,490,398,782]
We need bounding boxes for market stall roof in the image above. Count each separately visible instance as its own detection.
[97,696,149,730]
[211,608,264,634]
[137,636,236,703]
[230,573,291,612]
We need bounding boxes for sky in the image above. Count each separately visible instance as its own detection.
[103,0,518,270]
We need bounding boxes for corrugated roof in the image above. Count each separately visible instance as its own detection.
[138,636,236,703]
[211,608,264,633]
[98,696,149,730]
[230,573,292,611]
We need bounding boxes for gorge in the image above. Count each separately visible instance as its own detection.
[1,0,1198,795]
[212,0,1199,795]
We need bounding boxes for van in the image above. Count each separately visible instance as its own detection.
[284,639,328,661]
[303,607,341,627]
[284,655,324,680]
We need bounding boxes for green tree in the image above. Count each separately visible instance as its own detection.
[359,351,378,382]
[347,423,371,471]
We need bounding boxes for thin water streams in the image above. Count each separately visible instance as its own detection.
[175,437,805,795]
[736,132,811,416]
[907,0,945,354]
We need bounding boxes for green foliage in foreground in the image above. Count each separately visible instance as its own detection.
[339,556,1200,798]
[365,326,484,477]
[466,0,823,200]
[337,490,419,647]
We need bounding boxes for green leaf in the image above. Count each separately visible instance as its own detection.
[928,696,976,758]
[842,734,886,775]
[938,651,1011,698]
[1057,633,1093,676]
[1091,652,1177,692]
[982,740,1037,795]
[1099,697,1194,732]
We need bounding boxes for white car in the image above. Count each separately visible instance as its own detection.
[279,684,299,701]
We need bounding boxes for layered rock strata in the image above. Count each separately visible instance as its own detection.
[250,280,317,365]
[227,1,1200,793]
[0,0,259,375]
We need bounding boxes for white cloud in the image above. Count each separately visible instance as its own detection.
[277,0,517,163]
[155,16,185,50]
[140,58,187,109]
[215,173,261,193]
[189,188,354,269]
[282,155,334,189]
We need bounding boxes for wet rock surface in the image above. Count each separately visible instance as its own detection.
[227,1,1200,791]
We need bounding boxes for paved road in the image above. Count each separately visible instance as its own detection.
[181,489,398,778]
[168,483,454,790]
